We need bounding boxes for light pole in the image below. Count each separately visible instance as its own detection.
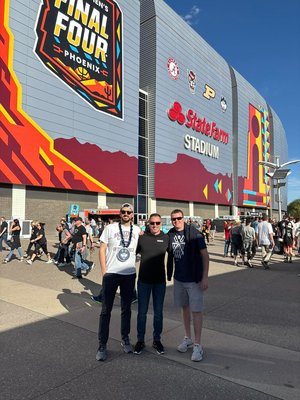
[258,157,300,221]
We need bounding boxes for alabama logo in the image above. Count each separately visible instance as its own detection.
[34,0,123,119]
[167,58,179,80]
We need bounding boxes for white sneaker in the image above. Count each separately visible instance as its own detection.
[26,259,32,265]
[177,337,193,353]
[191,345,203,362]
[46,259,53,264]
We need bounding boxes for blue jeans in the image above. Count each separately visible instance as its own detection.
[7,247,23,261]
[224,239,231,256]
[74,250,90,275]
[137,281,166,342]
[0,233,9,251]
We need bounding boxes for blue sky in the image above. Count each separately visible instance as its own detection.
[165,0,300,203]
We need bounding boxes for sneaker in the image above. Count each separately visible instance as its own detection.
[96,345,107,361]
[18,257,24,262]
[3,258,8,264]
[264,262,270,270]
[134,341,145,355]
[131,297,138,304]
[26,259,32,265]
[191,344,203,362]
[86,263,95,275]
[121,338,133,353]
[153,340,165,355]
[90,295,102,303]
[57,263,66,267]
[46,259,53,264]
[177,337,193,353]
[247,260,253,268]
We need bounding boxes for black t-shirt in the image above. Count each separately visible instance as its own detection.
[136,231,169,284]
[0,221,8,235]
[36,227,46,245]
[171,229,206,282]
[72,224,87,244]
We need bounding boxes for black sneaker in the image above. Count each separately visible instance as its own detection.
[153,340,165,354]
[134,341,145,355]
[91,295,102,303]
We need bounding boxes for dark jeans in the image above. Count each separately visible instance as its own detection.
[54,244,71,263]
[0,233,9,251]
[224,239,231,256]
[98,273,136,345]
[137,280,166,342]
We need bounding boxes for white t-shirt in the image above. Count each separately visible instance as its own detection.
[258,221,273,245]
[100,222,140,274]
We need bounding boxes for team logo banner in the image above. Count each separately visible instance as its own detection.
[35,0,123,119]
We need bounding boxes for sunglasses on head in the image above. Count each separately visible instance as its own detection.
[121,210,132,215]
[171,216,183,222]
[149,221,161,226]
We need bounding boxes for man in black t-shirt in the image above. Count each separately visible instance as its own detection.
[72,217,94,278]
[0,217,9,252]
[134,213,169,355]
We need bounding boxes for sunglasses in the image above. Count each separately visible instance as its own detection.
[171,216,183,222]
[149,221,161,226]
[121,210,132,215]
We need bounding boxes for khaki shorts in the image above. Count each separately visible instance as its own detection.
[174,279,204,312]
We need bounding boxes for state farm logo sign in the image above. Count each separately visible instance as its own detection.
[35,0,123,119]
[168,101,229,144]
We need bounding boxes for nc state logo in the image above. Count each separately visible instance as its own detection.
[168,102,185,124]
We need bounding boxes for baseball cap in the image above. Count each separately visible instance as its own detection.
[120,203,134,212]
[74,217,83,222]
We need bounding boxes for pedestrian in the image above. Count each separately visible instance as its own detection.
[242,217,256,267]
[0,216,9,252]
[26,222,52,264]
[223,220,231,257]
[71,217,94,278]
[96,203,140,361]
[282,220,294,263]
[230,220,244,266]
[167,209,209,362]
[134,213,169,355]
[3,219,23,263]
[53,223,72,267]
[24,220,39,259]
[257,214,275,269]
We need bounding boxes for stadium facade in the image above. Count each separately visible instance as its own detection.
[0,0,288,230]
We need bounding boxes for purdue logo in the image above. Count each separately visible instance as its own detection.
[35,0,123,119]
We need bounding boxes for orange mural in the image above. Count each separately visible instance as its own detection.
[242,103,271,208]
[0,1,113,193]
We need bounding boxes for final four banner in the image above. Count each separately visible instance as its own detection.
[35,0,123,119]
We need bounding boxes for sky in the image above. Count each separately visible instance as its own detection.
[165,0,300,203]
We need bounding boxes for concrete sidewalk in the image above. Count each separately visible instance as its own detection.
[1,234,299,400]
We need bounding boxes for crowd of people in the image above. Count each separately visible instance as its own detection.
[1,208,299,364]
[222,214,300,268]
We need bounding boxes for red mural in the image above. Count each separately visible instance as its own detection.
[0,2,137,195]
[155,154,232,204]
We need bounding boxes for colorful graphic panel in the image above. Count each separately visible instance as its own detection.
[240,103,271,208]
[0,1,137,195]
[35,0,123,119]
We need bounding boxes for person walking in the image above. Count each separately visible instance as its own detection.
[242,217,256,267]
[167,209,209,362]
[26,222,52,265]
[3,219,23,263]
[71,217,93,278]
[96,203,140,361]
[24,220,39,259]
[230,220,244,266]
[134,213,169,355]
[257,214,275,269]
[282,220,294,263]
[0,216,9,252]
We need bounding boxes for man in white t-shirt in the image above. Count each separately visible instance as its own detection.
[96,203,140,361]
[257,214,275,269]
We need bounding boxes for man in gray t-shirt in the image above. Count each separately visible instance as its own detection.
[242,218,256,267]
[257,214,275,269]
